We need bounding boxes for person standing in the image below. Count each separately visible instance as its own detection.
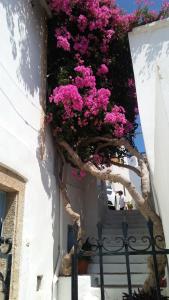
[117,191,126,210]
[106,187,116,210]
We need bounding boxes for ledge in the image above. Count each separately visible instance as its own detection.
[129,17,169,36]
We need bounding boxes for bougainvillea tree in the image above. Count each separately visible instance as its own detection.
[47,0,169,290]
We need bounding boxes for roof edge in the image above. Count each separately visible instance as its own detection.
[129,17,169,36]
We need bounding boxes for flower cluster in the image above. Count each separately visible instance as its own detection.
[104,106,126,125]
[49,84,83,118]
[50,0,72,14]
[71,168,87,180]
[97,64,109,76]
[47,0,169,167]
[55,27,71,51]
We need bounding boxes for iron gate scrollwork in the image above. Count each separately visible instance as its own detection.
[71,219,169,300]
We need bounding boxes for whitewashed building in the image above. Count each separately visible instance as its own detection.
[0,1,99,299]
[1,1,169,299]
[129,17,169,248]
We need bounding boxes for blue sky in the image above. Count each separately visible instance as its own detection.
[115,0,163,152]
[134,116,145,153]
[116,0,163,13]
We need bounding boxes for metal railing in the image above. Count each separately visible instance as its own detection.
[71,219,169,300]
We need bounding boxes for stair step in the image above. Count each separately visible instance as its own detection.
[102,228,148,234]
[101,235,149,243]
[79,287,129,300]
[92,255,148,264]
[104,213,145,218]
[86,209,150,294]
[103,220,147,225]
[58,276,169,300]
[91,273,147,287]
[101,236,150,244]
[103,224,148,229]
[88,263,147,274]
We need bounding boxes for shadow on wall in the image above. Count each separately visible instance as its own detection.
[1,0,45,96]
[130,26,169,81]
[36,127,60,274]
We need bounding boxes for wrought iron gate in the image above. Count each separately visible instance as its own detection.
[71,219,169,300]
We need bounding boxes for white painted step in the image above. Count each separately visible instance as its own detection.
[91,273,147,287]
[100,237,150,249]
[103,219,147,225]
[80,286,130,300]
[85,210,150,295]
[101,237,150,246]
[92,255,148,264]
[103,223,148,228]
[58,276,131,300]
[59,276,166,300]
[88,263,147,274]
[103,212,147,225]
[102,229,148,236]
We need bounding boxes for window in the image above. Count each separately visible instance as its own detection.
[0,191,6,226]
[0,165,26,299]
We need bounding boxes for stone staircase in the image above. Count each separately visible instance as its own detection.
[87,210,149,299]
[58,210,151,300]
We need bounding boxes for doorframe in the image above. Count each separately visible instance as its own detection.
[0,165,26,300]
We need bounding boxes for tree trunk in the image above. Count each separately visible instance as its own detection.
[57,160,83,276]
[138,201,166,292]
[58,140,166,290]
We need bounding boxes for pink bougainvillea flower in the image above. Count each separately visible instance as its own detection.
[57,36,70,51]
[50,0,73,14]
[92,154,103,165]
[50,84,83,118]
[73,36,89,55]
[104,106,127,125]
[124,121,134,134]
[55,27,71,51]
[74,65,96,89]
[74,65,92,77]
[71,168,87,180]
[97,64,109,76]
[114,125,125,138]
[78,15,88,32]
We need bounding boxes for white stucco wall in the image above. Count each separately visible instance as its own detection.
[129,18,169,246]
[84,175,98,237]
[0,1,61,299]
[0,2,100,299]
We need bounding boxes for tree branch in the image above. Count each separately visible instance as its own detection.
[140,159,150,200]
[79,136,144,161]
[111,160,141,176]
[95,140,141,176]
[56,149,83,275]
[58,139,166,286]
[58,139,145,206]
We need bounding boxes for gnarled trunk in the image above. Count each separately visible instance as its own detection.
[57,160,83,276]
[58,139,166,291]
